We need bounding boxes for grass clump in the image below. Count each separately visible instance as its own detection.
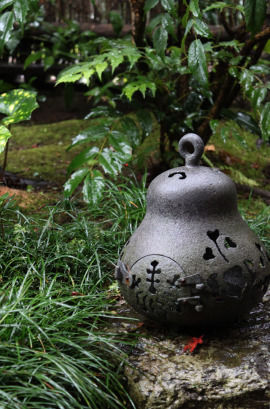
[0,174,147,409]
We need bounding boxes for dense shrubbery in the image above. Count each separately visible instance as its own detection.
[54,0,270,202]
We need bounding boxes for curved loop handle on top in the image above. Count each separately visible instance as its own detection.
[178,133,204,166]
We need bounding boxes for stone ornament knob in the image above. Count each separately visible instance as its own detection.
[116,133,270,327]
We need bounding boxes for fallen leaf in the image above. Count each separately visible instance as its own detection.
[204,144,215,152]
[183,335,204,353]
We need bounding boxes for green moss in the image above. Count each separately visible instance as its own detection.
[209,120,270,189]
[0,119,91,184]
[10,119,92,149]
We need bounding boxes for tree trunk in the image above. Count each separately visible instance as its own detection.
[129,0,146,47]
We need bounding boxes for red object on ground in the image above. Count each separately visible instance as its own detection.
[183,335,204,353]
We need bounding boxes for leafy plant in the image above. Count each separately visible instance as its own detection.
[56,0,269,202]
[0,88,38,176]
[24,20,98,72]
[0,0,41,54]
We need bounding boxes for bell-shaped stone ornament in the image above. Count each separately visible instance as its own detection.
[115,134,270,327]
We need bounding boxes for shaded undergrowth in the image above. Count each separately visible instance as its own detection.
[0,174,146,409]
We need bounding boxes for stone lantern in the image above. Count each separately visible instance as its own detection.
[115,133,270,327]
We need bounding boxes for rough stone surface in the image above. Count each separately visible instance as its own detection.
[115,287,270,409]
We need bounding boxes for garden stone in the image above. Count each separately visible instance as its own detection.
[119,286,270,409]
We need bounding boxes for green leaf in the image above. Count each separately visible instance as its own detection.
[84,106,118,119]
[193,18,211,38]
[56,64,85,84]
[14,0,29,21]
[96,61,108,80]
[44,56,55,71]
[136,109,153,137]
[109,53,124,73]
[239,68,254,93]
[189,0,200,17]
[0,0,13,13]
[123,79,156,101]
[67,146,99,174]
[118,117,141,147]
[153,26,168,56]
[99,146,131,175]
[204,2,228,12]
[69,124,110,149]
[249,87,267,110]
[0,89,38,125]
[99,149,118,175]
[144,0,159,12]
[82,171,106,204]
[0,11,14,54]
[24,50,43,70]
[64,168,89,198]
[161,0,175,12]
[0,125,11,154]
[188,39,209,89]
[221,109,261,135]
[259,102,270,141]
[124,46,141,67]
[244,0,266,35]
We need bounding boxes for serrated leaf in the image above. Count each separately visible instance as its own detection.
[0,89,38,125]
[0,124,11,154]
[188,39,209,89]
[124,47,141,67]
[96,61,108,80]
[109,53,124,73]
[244,0,266,35]
[56,64,85,84]
[144,0,159,12]
[123,79,156,101]
[64,168,89,197]
[82,171,105,204]
[153,26,168,56]
[67,146,99,174]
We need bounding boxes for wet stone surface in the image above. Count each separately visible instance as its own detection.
[113,287,270,409]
